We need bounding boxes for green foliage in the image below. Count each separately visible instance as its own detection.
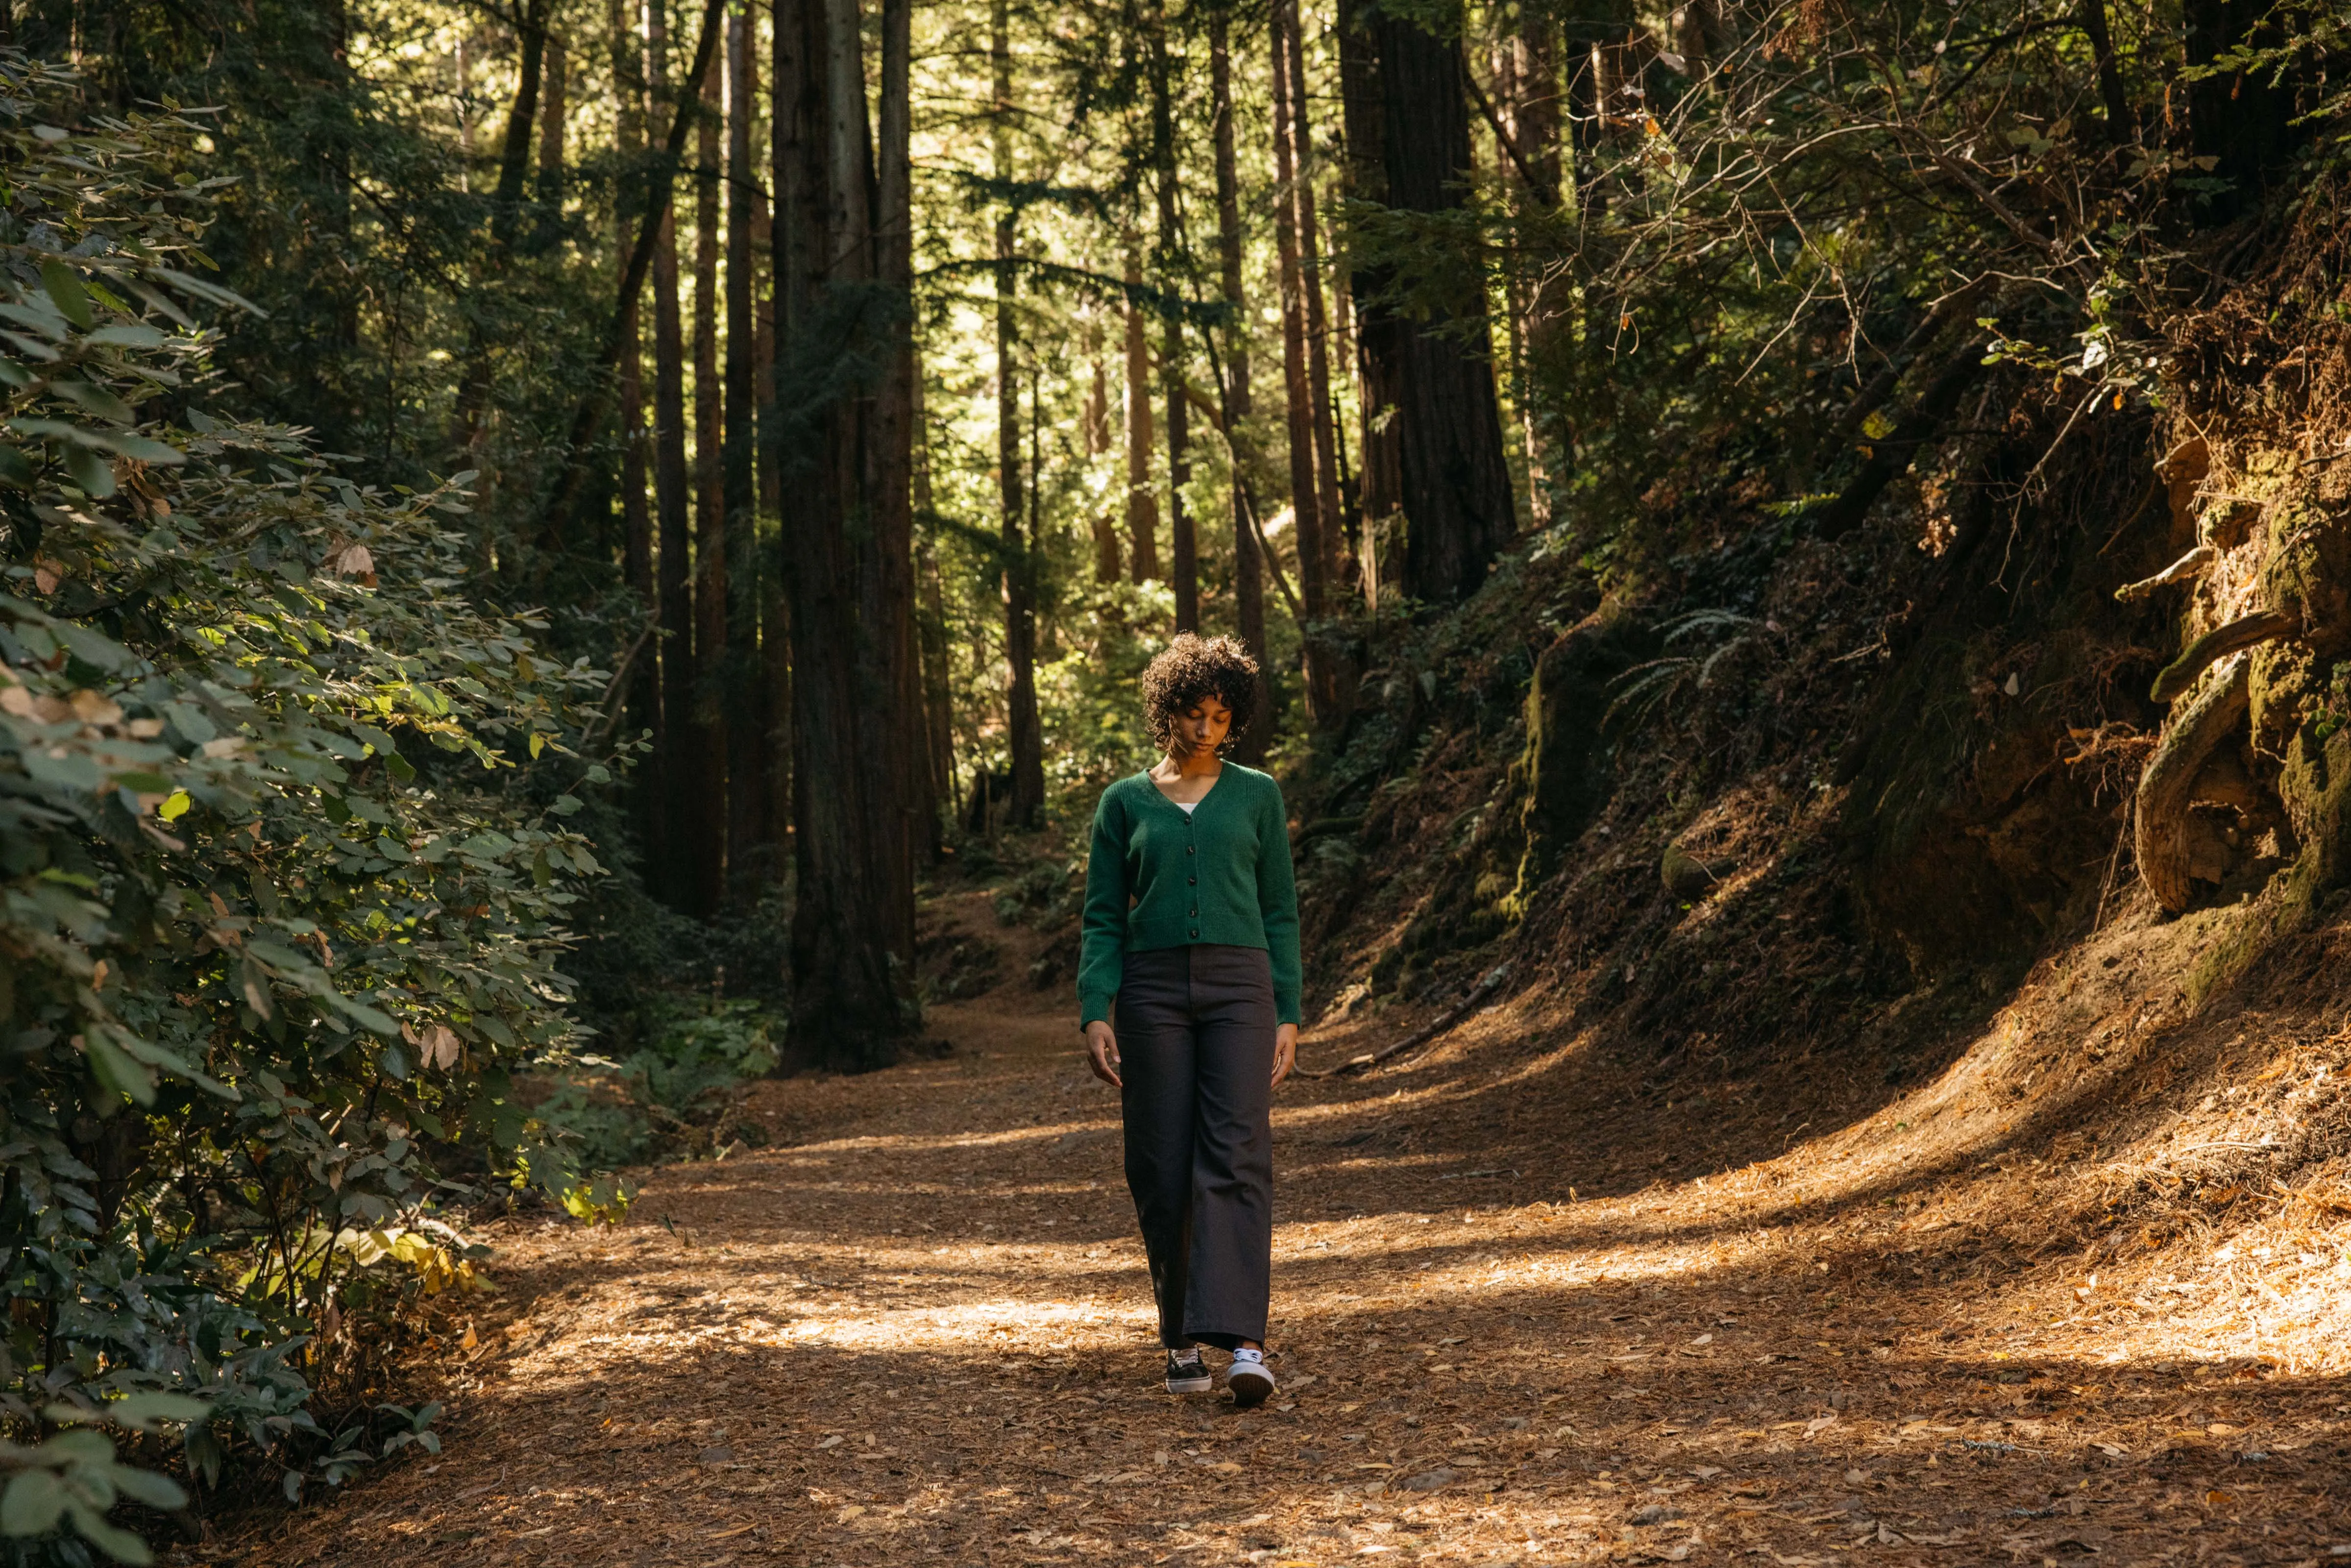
[0,1395,202,1566]
[0,56,612,1550]
[532,998,779,1169]
[1604,611,1766,731]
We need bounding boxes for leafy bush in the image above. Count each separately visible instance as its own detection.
[0,57,611,1560]
[533,998,780,1169]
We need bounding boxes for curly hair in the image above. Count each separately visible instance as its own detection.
[1140,633,1261,755]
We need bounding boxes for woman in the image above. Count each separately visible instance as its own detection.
[1078,634,1301,1408]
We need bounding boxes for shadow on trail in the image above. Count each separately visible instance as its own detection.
[223,957,2348,1568]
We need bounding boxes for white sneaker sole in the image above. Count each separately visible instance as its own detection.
[1166,1365,1212,1396]
[1228,1365,1275,1408]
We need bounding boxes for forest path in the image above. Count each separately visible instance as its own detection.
[221,973,2342,1567]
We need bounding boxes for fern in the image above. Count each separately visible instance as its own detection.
[1604,611,1765,729]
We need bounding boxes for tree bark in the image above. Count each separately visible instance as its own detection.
[2183,0,2295,222]
[1501,15,1560,526]
[723,6,769,896]
[1150,0,1197,633]
[1086,319,1121,583]
[488,1,548,240]
[1124,245,1161,583]
[450,0,550,463]
[1284,0,1350,608]
[537,0,724,539]
[2075,0,2132,147]
[769,0,800,861]
[880,0,933,859]
[1271,1,1326,643]
[651,0,699,910]
[679,21,727,916]
[536,29,565,212]
[1350,0,1516,603]
[913,356,956,846]
[1336,0,1401,562]
[775,0,920,1068]
[1211,4,1271,763]
[994,0,1045,828]
[614,0,660,866]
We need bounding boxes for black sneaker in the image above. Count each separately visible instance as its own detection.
[1165,1349,1211,1395]
[1226,1351,1275,1408]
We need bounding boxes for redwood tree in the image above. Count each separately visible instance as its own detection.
[1340,0,1515,604]
[649,0,697,908]
[1210,1,1270,761]
[773,0,920,1069]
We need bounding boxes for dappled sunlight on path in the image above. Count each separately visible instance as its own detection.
[222,980,2351,1568]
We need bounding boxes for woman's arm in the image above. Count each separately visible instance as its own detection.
[1076,789,1130,1029]
[1256,780,1302,1027]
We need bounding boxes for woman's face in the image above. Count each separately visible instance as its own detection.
[1171,693,1233,759]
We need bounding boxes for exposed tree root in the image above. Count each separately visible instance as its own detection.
[2114,542,2214,602]
[2150,607,2295,701]
[2136,652,2253,913]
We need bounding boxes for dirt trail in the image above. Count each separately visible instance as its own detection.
[220,936,2351,1568]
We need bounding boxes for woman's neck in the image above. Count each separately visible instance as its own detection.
[1158,747,1222,781]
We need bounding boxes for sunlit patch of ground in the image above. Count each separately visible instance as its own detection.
[215,890,2351,1568]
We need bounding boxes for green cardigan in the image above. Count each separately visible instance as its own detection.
[1078,764,1302,1028]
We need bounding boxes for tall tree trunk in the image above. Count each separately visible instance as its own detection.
[614,0,661,871]
[1085,318,1120,583]
[2075,0,2132,147]
[2184,0,2295,223]
[451,0,549,452]
[1211,3,1270,762]
[760,553,793,868]
[754,187,779,515]
[1151,0,1197,634]
[1271,1,1325,631]
[1348,0,1516,603]
[537,0,724,538]
[1272,0,1348,723]
[682,34,727,915]
[484,12,548,232]
[913,356,956,845]
[1288,0,1349,608]
[1336,0,1402,568]
[650,0,698,910]
[723,7,769,896]
[1124,245,1161,583]
[695,55,723,541]
[769,0,800,862]
[536,29,565,212]
[879,0,933,859]
[1502,13,1560,526]
[995,0,1045,828]
[775,0,919,1069]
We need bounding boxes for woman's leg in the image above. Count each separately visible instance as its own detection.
[1179,946,1276,1351]
[1116,950,1200,1349]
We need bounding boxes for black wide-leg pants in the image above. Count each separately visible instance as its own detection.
[1114,944,1276,1350]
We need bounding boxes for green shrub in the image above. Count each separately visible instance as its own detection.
[0,57,611,1559]
[533,998,780,1169]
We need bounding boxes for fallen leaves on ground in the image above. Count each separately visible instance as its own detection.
[210,916,2351,1568]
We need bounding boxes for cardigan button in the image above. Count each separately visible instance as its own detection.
[1188,929,1199,938]
[1188,876,1196,885]
[1186,844,1195,855]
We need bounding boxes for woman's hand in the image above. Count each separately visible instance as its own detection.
[1084,1020,1123,1088]
[1272,1023,1298,1088]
